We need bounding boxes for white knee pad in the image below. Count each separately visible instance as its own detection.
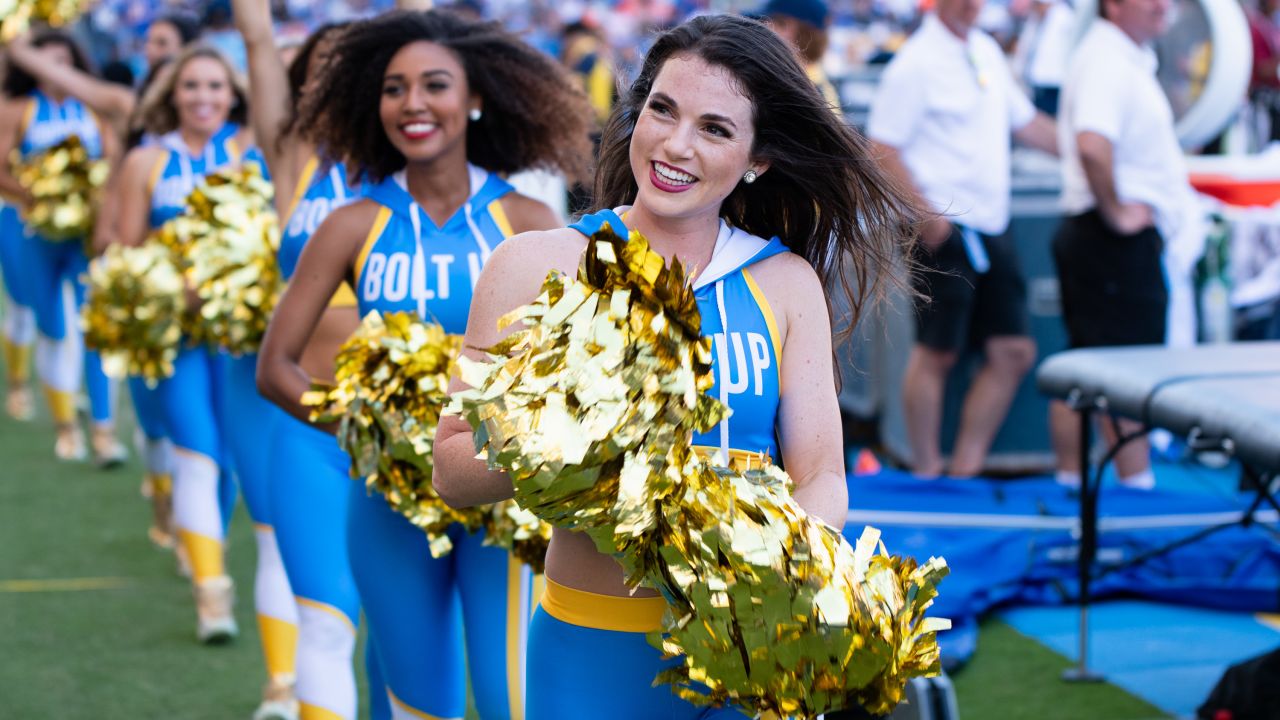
[2,295,34,345]
[35,334,81,394]
[253,527,297,624]
[295,602,357,719]
[144,437,173,476]
[171,450,224,542]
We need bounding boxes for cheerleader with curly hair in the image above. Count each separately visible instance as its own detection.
[258,10,592,718]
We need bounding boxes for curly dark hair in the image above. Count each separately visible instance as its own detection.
[279,21,348,143]
[3,30,94,98]
[594,14,921,338]
[296,9,594,184]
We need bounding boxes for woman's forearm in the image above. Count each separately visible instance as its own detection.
[256,348,326,425]
[433,422,516,508]
[791,469,848,530]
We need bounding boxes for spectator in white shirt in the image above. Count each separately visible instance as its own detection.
[1050,0,1186,491]
[1018,0,1076,115]
[868,0,1057,479]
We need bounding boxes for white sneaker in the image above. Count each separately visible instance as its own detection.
[54,424,87,462]
[252,674,299,720]
[194,575,238,644]
[5,385,34,421]
[91,425,128,469]
[1117,471,1156,491]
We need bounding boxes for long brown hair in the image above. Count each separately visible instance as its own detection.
[593,14,921,337]
[135,44,249,137]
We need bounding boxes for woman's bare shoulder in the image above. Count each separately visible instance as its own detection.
[489,226,588,280]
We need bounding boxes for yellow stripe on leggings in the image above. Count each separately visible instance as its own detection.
[505,556,523,720]
[0,577,129,593]
[300,701,346,720]
[178,530,225,582]
[147,473,172,496]
[531,573,545,617]
[257,614,299,677]
[297,596,357,635]
[1259,614,1280,632]
[42,385,76,424]
[3,337,30,381]
[387,687,459,720]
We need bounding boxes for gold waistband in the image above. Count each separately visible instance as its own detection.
[540,576,667,633]
[692,445,772,472]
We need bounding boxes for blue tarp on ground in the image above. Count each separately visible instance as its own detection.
[1002,602,1280,718]
[839,464,1280,666]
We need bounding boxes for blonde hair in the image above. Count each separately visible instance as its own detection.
[134,44,249,136]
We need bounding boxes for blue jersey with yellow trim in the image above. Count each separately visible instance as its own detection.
[19,91,102,158]
[354,164,515,333]
[148,123,243,229]
[570,209,786,459]
[241,145,268,183]
[278,157,360,281]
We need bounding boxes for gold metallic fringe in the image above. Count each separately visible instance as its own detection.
[449,225,950,717]
[304,312,487,558]
[1,0,90,41]
[10,135,107,247]
[154,164,282,354]
[81,242,185,385]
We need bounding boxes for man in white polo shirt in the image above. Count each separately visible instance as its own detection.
[868,0,1057,478]
[1051,0,1190,490]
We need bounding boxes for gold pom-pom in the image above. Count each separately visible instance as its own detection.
[1,0,91,40]
[481,499,553,574]
[155,164,283,354]
[451,224,950,717]
[304,311,486,557]
[81,242,185,386]
[10,135,107,246]
[653,459,950,717]
[449,224,726,579]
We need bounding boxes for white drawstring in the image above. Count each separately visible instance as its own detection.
[329,165,348,204]
[463,200,493,263]
[714,279,731,461]
[162,132,219,198]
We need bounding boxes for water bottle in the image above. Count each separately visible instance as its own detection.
[1197,214,1233,344]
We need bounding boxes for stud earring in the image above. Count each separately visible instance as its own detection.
[743,170,757,184]
[468,108,482,121]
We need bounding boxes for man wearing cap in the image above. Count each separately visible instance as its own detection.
[867,0,1057,478]
[1050,0,1190,490]
[762,0,842,111]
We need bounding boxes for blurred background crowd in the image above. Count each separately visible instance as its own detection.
[21,0,1280,478]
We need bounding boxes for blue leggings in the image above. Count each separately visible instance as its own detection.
[271,414,375,719]
[221,353,280,525]
[128,376,167,441]
[348,486,536,719]
[270,414,360,623]
[158,345,226,460]
[25,233,113,422]
[527,595,749,720]
[0,205,32,307]
[158,345,236,528]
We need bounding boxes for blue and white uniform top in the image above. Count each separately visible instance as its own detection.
[570,209,787,462]
[278,156,360,280]
[19,90,103,159]
[147,123,243,229]
[279,155,363,307]
[354,164,516,333]
[241,145,269,183]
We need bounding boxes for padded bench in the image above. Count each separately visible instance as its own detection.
[1036,342,1280,681]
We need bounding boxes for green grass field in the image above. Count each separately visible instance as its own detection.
[0,376,1169,719]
